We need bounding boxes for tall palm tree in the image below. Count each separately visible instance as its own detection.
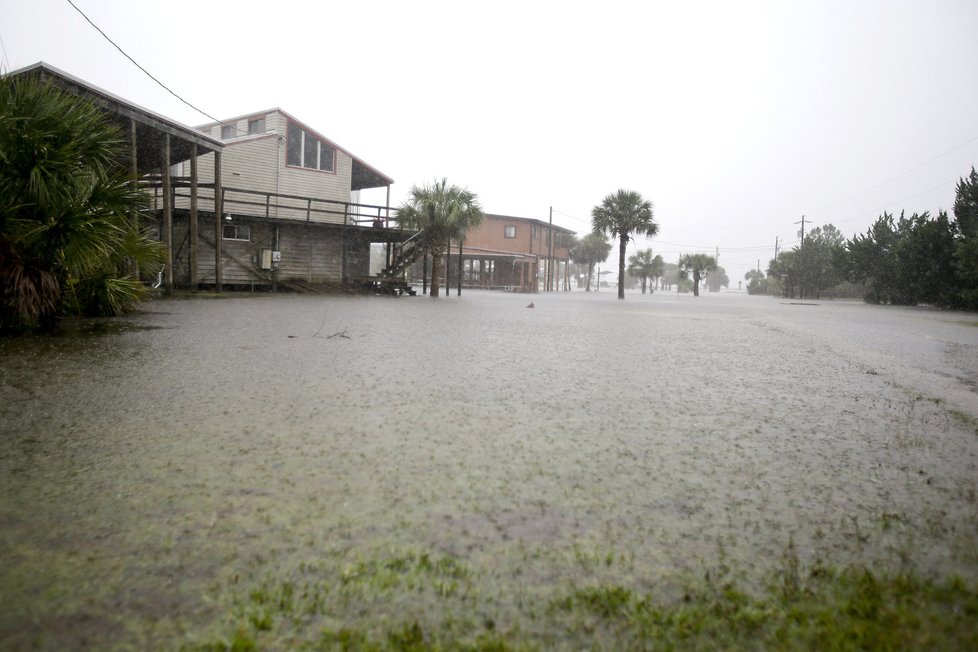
[678,253,717,297]
[1,72,161,331]
[627,248,664,294]
[396,178,483,298]
[591,190,658,299]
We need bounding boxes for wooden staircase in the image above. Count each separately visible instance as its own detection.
[349,230,428,296]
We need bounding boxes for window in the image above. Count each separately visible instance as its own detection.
[303,131,318,168]
[504,225,516,238]
[248,117,265,134]
[286,121,335,172]
[222,224,250,241]
[319,144,333,171]
[220,124,235,139]
[287,123,302,166]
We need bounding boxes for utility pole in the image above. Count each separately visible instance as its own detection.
[715,246,719,265]
[795,214,807,251]
[547,206,554,292]
[774,236,779,262]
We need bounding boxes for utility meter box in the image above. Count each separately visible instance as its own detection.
[271,251,282,263]
[259,249,273,270]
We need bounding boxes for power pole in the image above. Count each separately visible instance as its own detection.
[715,246,719,265]
[795,214,807,251]
[547,206,554,292]
[774,236,779,261]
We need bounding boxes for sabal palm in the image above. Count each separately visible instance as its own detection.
[396,178,483,297]
[570,231,612,291]
[1,73,160,329]
[592,190,658,299]
[627,248,663,294]
[678,253,717,297]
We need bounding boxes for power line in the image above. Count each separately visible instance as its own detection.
[810,135,978,216]
[0,32,10,71]
[66,0,221,124]
[831,178,957,229]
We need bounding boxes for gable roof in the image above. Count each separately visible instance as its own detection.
[198,108,394,191]
[8,62,223,171]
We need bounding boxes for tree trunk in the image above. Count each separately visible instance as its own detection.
[692,270,701,296]
[641,277,647,294]
[586,262,594,291]
[617,234,628,299]
[430,250,442,298]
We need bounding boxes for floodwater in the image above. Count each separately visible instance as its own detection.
[2,290,977,648]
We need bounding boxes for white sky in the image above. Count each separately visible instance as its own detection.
[2,0,977,285]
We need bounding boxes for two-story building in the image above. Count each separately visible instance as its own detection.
[439,214,575,293]
[170,109,400,290]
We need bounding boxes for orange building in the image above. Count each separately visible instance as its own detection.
[444,214,576,293]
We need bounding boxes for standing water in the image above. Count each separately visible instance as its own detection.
[2,291,977,648]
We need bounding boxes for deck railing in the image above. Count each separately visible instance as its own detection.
[144,176,402,229]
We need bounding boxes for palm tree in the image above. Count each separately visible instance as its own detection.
[1,72,161,331]
[591,190,658,299]
[570,231,612,291]
[678,253,717,297]
[627,248,664,294]
[396,179,483,298]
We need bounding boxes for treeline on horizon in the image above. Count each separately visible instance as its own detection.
[746,167,978,309]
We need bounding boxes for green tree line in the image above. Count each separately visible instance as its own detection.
[747,167,978,309]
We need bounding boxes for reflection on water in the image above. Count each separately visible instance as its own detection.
[1,292,977,647]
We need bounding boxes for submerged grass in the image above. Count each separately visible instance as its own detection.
[183,549,978,651]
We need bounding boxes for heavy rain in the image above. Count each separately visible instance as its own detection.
[3,0,978,648]
[2,291,977,647]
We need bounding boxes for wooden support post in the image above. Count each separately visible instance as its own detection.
[161,134,173,295]
[129,119,138,229]
[444,243,450,295]
[214,151,223,292]
[422,254,428,295]
[457,238,463,296]
[190,144,199,291]
[128,119,139,279]
[341,204,347,286]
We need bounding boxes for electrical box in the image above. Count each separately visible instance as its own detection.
[259,249,273,270]
[271,251,282,263]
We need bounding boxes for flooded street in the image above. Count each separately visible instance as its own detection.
[2,291,977,648]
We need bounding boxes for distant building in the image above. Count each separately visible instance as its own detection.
[441,214,576,293]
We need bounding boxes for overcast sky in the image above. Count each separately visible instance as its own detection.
[3,0,977,285]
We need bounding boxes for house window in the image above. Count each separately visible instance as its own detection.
[248,117,265,134]
[286,121,335,172]
[286,123,302,166]
[220,124,235,139]
[504,225,516,238]
[222,224,250,241]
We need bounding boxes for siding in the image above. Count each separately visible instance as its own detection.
[463,215,573,260]
[167,213,358,287]
[176,110,356,225]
